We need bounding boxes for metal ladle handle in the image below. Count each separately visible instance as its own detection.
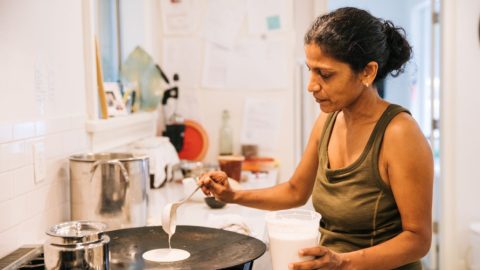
[90,159,129,183]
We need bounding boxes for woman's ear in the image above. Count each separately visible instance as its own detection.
[362,61,378,87]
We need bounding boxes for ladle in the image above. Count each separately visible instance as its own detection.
[162,183,202,247]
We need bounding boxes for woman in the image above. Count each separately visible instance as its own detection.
[199,7,433,270]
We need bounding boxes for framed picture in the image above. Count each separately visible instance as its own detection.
[103,82,128,117]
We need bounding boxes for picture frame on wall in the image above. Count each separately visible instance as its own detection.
[104,82,128,117]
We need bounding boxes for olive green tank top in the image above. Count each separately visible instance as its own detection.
[312,104,422,270]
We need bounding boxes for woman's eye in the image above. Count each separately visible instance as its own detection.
[306,65,332,80]
[319,72,332,79]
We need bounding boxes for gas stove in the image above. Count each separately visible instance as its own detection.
[0,245,44,270]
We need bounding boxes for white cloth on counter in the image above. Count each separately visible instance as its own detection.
[206,213,252,236]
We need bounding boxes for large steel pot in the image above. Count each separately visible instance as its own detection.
[70,153,149,230]
[44,221,110,270]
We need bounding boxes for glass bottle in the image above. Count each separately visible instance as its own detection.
[219,110,233,155]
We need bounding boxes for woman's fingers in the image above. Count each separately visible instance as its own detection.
[198,173,213,195]
[197,171,230,198]
[289,259,323,270]
[299,246,329,257]
[200,185,211,196]
[209,181,226,200]
[210,171,228,184]
[289,247,342,270]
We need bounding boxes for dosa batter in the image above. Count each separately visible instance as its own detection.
[142,203,190,263]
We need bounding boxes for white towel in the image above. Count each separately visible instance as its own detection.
[207,213,252,236]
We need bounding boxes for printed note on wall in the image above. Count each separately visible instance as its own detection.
[203,0,245,49]
[202,37,290,90]
[160,0,202,35]
[241,98,283,153]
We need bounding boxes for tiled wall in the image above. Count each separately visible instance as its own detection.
[0,0,87,257]
[0,116,87,257]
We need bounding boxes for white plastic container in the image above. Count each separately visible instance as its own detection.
[468,223,480,270]
[265,209,321,270]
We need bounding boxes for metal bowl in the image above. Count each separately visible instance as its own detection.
[204,196,226,209]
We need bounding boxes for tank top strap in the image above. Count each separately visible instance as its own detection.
[318,111,340,154]
[370,104,411,190]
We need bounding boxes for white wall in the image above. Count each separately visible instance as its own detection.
[0,0,88,257]
[155,0,299,180]
[441,0,480,269]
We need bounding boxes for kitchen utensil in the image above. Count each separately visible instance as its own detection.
[105,225,266,269]
[181,182,202,203]
[178,119,209,161]
[162,184,201,236]
[69,153,149,230]
[204,196,226,209]
[182,177,206,202]
[44,221,110,270]
[162,74,187,152]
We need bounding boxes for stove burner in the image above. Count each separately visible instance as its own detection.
[18,254,45,269]
[0,245,44,270]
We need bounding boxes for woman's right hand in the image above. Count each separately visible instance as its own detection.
[197,171,236,203]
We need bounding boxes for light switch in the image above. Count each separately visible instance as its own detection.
[33,141,46,183]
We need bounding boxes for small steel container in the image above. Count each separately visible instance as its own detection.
[44,221,110,270]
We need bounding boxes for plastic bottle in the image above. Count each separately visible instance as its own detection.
[219,110,233,156]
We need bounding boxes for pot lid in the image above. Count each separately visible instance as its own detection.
[69,152,148,162]
[46,221,107,245]
[106,225,266,269]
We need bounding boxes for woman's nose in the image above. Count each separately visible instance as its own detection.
[307,76,320,93]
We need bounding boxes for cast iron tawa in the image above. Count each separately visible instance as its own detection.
[106,225,266,270]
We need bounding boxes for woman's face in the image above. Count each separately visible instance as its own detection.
[305,43,364,113]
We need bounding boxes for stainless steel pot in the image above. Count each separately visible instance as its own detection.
[70,153,149,229]
[44,221,110,270]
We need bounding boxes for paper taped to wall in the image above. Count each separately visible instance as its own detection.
[241,98,282,153]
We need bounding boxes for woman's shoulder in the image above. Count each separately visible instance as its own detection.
[383,106,430,152]
[385,106,419,136]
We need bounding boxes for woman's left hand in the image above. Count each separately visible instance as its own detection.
[289,246,347,270]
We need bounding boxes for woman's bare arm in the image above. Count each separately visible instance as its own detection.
[199,112,329,211]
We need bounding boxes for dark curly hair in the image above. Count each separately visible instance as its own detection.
[304,7,412,83]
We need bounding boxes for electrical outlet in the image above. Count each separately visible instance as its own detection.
[33,141,46,184]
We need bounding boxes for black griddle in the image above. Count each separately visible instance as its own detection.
[106,225,266,270]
